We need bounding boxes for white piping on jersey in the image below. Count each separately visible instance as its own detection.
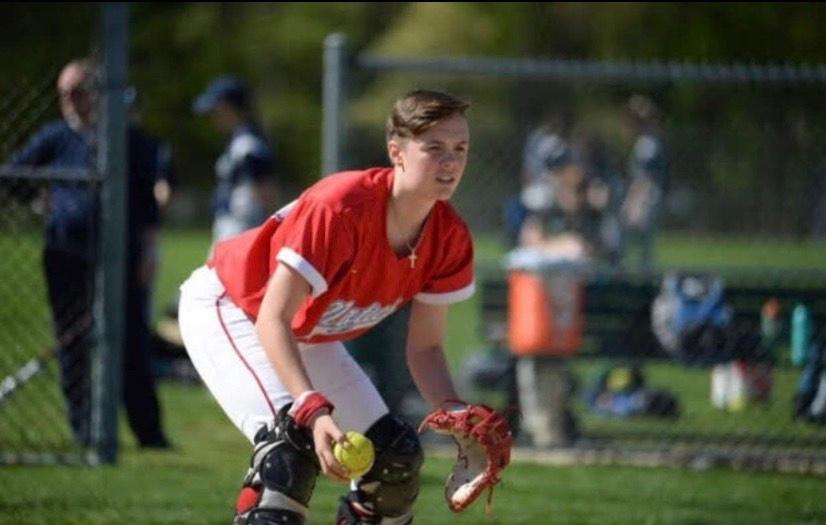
[277,247,328,297]
[415,281,476,304]
[272,199,298,221]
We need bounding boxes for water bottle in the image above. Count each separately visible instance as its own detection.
[760,299,781,357]
[791,304,813,367]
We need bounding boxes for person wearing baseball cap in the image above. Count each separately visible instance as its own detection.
[193,75,251,114]
[193,74,276,250]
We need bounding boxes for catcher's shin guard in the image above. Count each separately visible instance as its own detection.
[336,414,423,524]
[234,406,320,525]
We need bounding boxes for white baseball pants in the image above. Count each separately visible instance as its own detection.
[178,266,389,443]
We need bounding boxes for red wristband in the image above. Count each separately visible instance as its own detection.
[289,391,334,428]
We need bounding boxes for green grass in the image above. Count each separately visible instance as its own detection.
[2,229,826,523]
[570,360,826,442]
[0,382,824,524]
[152,229,212,321]
[657,234,826,269]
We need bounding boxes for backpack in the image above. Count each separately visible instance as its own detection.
[651,272,733,366]
[584,365,679,419]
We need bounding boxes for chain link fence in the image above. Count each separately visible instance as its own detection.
[0,3,128,465]
[327,39,826,472]
[0,62,97,464]
[337,58,826,242]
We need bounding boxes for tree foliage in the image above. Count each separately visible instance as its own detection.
[4,3,825,215]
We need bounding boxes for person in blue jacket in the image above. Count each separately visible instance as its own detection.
[193,75,276,248]
[5,59,171,448]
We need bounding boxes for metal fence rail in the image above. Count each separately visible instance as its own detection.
[358,55,826,84]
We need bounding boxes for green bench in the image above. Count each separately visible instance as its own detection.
[477,267,826,361]
[471,267,826,444]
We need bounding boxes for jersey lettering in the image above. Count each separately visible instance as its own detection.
[311,299,401,336]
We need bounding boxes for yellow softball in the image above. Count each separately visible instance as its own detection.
[334,431,375,478]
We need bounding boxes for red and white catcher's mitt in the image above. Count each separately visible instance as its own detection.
[418,401,513,513]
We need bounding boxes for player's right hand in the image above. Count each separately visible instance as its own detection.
[310,412,349,483]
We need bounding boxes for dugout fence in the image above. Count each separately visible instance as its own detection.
[0,4,128,466]
[326,34,826,473]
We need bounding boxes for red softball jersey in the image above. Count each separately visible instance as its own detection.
[209,167,475,344]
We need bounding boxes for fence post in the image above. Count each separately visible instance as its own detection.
[93,1,128,465]
[322,33,348,177]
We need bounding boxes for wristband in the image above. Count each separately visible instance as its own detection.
[289,390,334,428]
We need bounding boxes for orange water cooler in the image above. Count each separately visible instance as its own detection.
[507,270,584,357]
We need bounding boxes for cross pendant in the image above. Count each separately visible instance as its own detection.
[408,252,417,269]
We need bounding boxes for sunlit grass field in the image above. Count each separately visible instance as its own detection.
[1,229,825,524]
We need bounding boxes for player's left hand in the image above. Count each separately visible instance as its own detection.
[419,401,513,513]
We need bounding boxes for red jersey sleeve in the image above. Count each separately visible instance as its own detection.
[415,221,475,304]
[274,198,354,298]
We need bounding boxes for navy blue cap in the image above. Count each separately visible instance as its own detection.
[192,75,250,114]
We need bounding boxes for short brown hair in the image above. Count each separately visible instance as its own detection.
[386,89,470,141]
